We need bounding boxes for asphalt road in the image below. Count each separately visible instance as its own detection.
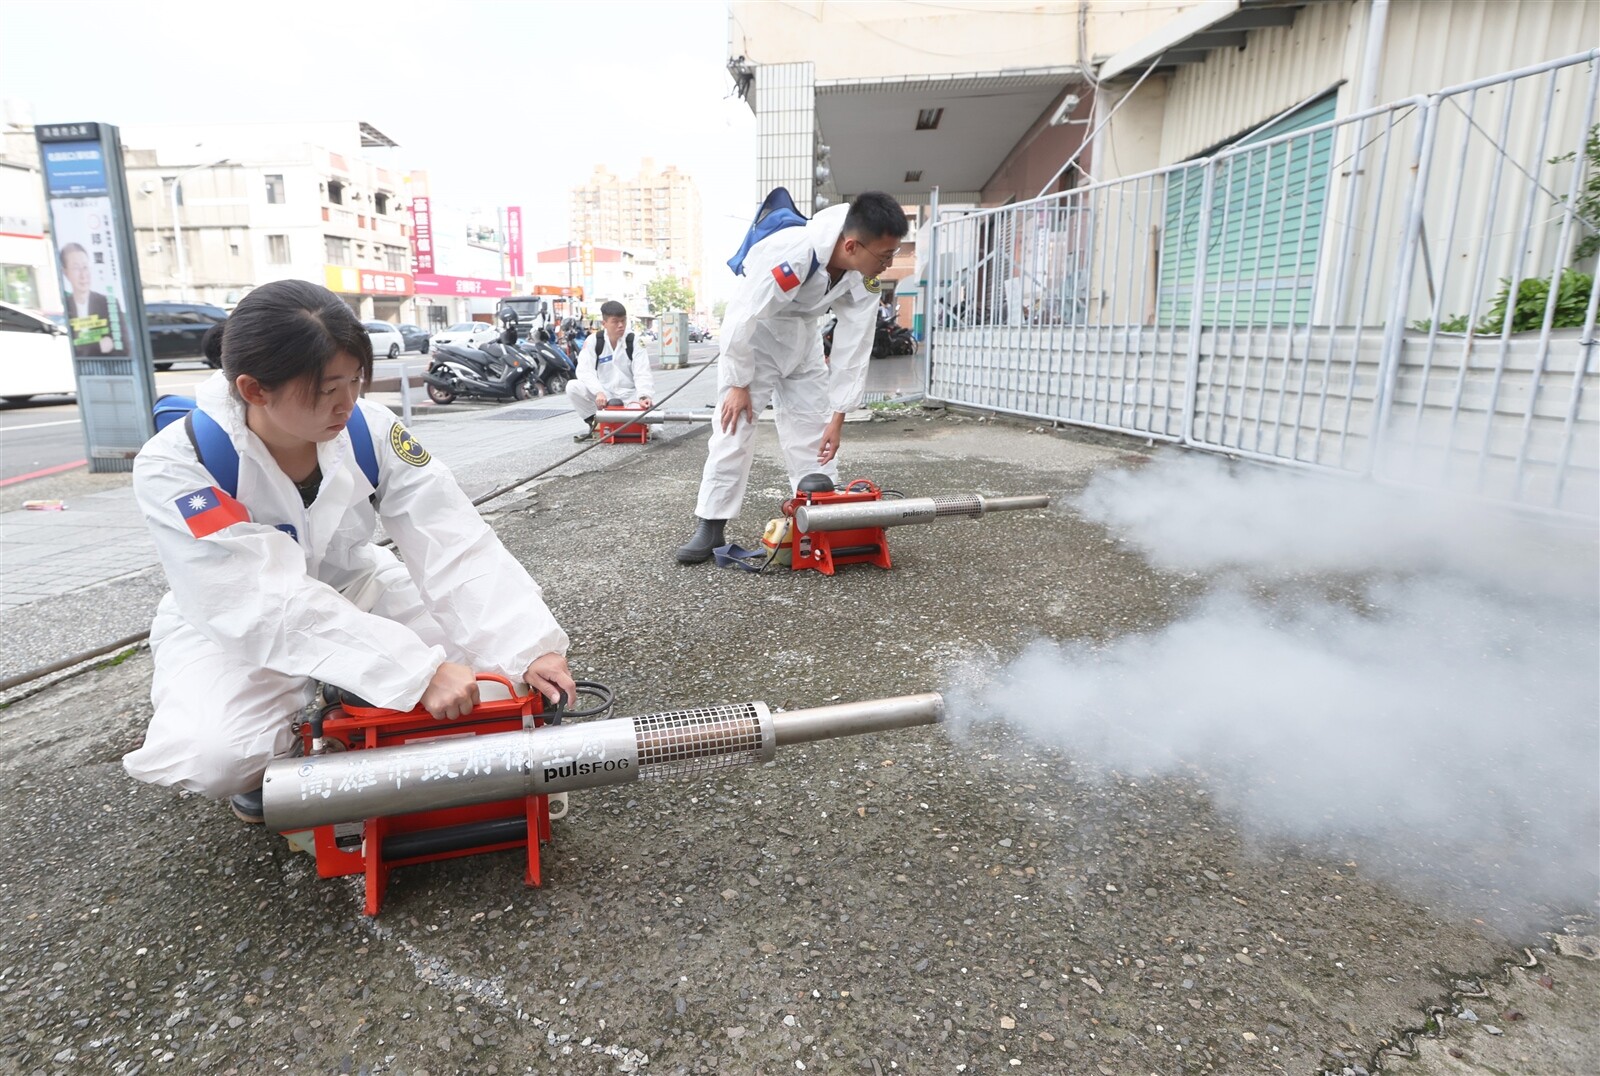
[0,341,722,486]
[0,363,217,485]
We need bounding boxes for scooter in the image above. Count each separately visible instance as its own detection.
[877,321,916,357]
[512,327,577,397]
[423,328,540,404]
[873,314,917,358]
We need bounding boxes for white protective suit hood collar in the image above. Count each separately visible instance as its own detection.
[806,204,852,276]
[195,370,248,439]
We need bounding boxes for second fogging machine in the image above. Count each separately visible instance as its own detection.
[593,406,711,444]
[261,679,942,914]
[763,475,1052,575]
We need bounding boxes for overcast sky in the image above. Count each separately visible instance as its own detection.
[1,0,758,298]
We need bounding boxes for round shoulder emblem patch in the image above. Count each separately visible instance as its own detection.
[863,275,881,294]
[390,423,430,467]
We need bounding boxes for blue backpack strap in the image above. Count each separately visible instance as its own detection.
[728,187,810,276]
[345,405,380,490]
[153,394,197,432]
[187,407,240,499]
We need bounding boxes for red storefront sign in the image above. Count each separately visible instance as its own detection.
[414,273,512,298]
[507,206,523,277]
[322,265,414,296]
[411,195,434,273]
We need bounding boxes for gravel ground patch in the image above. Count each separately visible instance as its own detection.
[0,414,1593,1075]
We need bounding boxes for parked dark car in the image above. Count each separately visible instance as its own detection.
[145,301,228,370]
[396,323,431,353]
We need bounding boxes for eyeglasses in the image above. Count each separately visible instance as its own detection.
[866,245,901,268]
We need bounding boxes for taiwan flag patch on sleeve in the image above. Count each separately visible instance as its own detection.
[175,486,251,538]
[771,261,802,292]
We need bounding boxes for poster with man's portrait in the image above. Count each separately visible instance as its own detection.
[54,197,129,357]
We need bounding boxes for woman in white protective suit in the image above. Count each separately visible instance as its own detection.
[124,280,576,823]
[674,191,909,563]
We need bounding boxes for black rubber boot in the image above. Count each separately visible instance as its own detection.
[230,787,265,825]
[573,416,597,443]
[675,518,727,564]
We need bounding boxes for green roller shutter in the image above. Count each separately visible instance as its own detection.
[1157,93,1337,326]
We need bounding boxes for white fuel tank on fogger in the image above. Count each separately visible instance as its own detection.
[262,693,944,831]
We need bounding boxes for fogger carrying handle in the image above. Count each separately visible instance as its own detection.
[330,672,522,720]
[540,680,615,726]
[328,674,615,728]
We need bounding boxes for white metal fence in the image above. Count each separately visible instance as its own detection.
[926,51,1600,519]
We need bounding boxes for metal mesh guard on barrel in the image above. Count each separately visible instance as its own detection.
[634,703,765,781]
[931,493,984,519]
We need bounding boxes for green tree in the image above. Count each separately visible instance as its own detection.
[645,275,695,315]
[713,299,728,322]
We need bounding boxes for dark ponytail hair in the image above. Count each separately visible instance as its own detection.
[221,280,373,399]
[201,321,226,366]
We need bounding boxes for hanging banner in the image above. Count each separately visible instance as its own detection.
[411,195,434,273]
[506,206,523,277]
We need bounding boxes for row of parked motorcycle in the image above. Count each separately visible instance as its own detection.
[423,315,585,405]
[820,307,918,361]
[427,307,913,406]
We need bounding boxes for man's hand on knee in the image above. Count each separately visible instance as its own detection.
[721,386,755,433]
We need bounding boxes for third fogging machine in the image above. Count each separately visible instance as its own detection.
[768,475,1052,576]
[260,681,942,915]
[594,406,711,444]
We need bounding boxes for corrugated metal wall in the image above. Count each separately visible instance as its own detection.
[1373,0,1600,105]
[1152,0,1599,169]
[1157,0,1357,164]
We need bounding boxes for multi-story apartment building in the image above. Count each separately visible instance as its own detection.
[119,121,419,321]
[569,159,703,311]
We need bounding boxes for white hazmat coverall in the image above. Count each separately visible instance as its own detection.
[695,203,877,521]
[124,373,569,799]
[565,329,656,419]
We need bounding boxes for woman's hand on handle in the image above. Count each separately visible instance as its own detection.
[524,652,578,710]
[420,661,480,720]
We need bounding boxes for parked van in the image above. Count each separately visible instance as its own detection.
[0,300,76,402]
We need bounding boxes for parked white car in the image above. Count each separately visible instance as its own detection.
[429,322,500,351]
[364,321,406,360]
[0,300,76,402]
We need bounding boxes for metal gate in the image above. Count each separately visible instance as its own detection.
[926,51,1600,519]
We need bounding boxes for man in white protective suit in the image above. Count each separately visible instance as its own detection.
[566,299,655,441]
[675,191,909,563]
[124,279,576,824]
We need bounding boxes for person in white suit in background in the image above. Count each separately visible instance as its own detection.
[676,191,908,564]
